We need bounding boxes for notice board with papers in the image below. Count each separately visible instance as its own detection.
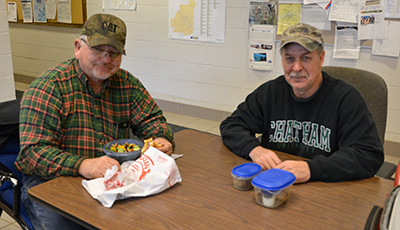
[247,0,400,62]
[256,0,400,48]
[6,0,86,27]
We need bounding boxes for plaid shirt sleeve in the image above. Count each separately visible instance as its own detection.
[126,79,175,145]
[15,58,174,179]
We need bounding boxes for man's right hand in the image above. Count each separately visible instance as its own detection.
[78,156,120,179]
[249,146,282,170]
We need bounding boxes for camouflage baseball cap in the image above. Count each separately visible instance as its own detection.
[81,14,126,54]
[280,23,324,51]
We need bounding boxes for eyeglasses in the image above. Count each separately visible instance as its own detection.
[80,39,125,59]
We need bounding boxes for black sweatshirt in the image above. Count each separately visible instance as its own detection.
[220,72,384,182]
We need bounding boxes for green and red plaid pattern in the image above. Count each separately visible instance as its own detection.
[15,58,174,179]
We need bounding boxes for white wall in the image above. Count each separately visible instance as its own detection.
[8,0,400,142]
[10,24,80,77]
[0,0,15,102]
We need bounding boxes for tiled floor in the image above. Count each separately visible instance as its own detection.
[0,213,23,230]
[1,93,399,229]
[164,112,221,136]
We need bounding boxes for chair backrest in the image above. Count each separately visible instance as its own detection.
[321,66,388,144]
[0,99,34,230]
[0,99,20,148]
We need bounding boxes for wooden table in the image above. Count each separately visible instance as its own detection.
[29,129,394,230]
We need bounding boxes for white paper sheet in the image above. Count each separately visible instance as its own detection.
[278,0,302,3]
[46,0,57,20]
[21,1,33,23]
[384,0,400,18]
[372,21,400,57]
[329,0,365,23]
[249,24,276,70]
[301,4,331,30]
[103,0,137,10]
[333,26,360,59]
[7,2,17,22]
[57,0,71,23]
[357,4,385,40]
[304,0,333,10]
[317,0,332,10]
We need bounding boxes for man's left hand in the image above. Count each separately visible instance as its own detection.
[153,137,173,155]
[274,160,311,184]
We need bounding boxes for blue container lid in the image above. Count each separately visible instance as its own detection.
[231,163,262,178]
[251,169,296,191]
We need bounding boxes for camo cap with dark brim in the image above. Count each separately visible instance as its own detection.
[81,14,126,54]
[280,23,324,52]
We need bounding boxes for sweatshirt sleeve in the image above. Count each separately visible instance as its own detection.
[220,86,266,159]
[306,88,384,182]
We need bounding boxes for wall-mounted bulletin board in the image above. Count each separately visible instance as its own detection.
[253,0,400,52]
[270,0,382,47]
[6,0,86,27]
[248,0,400,65]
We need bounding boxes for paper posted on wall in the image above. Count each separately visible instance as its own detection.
[249,24,276,71]
[7,2,17,22]
[249,1,276,26]
[357,4,385,40]
[21,1,33,23]
[32,0,46,23]
[329,0,364,24]
[82,147,182,208]
[372,21,400,57]
[333,26,360,59]
[384,0,400,18]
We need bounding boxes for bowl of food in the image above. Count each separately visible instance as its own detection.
[231,163,262,190]
[251,169,296,208]
[103,139,143,164]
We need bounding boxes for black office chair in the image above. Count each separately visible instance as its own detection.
[321,66,397,179]
[0,99,33,230]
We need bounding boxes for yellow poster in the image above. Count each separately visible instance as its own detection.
[277,4,302,35]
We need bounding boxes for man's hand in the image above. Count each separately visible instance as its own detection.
[274,160,311,184]
[249,146,282,170]
[78,156,120,179]
[153,137,173,155]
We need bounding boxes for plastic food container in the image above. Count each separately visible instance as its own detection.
[231,163,262,190]
[251,169,296,208]
[103,139,143,164]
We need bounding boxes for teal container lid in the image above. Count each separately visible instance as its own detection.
[251,169,296,191]
[231,163,262,178]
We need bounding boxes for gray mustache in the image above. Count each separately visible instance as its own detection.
[289,73,308,79]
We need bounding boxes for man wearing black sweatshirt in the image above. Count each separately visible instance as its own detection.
[220,23,383,183]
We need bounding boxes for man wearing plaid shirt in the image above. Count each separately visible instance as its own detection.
[15,14,174,229]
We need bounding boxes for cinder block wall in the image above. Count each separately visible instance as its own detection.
[0,0,15,102]
[8,1,400,144]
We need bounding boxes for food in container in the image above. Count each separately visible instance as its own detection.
[103,139,143,164]
[251,168,296,208]
[108,142,141,153]
[231,163,262,190]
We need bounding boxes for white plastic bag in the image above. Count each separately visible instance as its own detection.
[82,147,182,208]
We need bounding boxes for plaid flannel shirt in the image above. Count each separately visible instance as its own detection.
[15,58,174,179]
